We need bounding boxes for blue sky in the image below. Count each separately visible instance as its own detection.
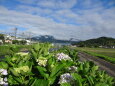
[0,0,115,40]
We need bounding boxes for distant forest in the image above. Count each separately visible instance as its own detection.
[72,37,115,48]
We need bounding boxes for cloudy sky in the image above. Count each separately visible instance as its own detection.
[0,0,115,40]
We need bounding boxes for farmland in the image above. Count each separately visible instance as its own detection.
[76,47,115,58]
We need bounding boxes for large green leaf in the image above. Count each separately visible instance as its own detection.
[0,62,8,69]
[71,73,83,86]
[61,83,71,86]
[50,63,65,78]
[31,79,49,86]
[36,66,49,79]
[95,83,109,86]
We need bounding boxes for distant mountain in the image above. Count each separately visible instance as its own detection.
[72,37,115,48]
[31,35,79,44]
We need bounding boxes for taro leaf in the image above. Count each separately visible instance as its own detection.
[31,79,49,86]
[71,73,83,86]
[61,83,71,86]
[36,66,49,79]
[0,62,8,69]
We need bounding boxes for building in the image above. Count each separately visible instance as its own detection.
[0,40,3,44]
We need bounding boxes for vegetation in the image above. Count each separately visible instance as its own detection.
[0,34,5,44]
[73,37,115,48]
[86,52,115,64]
[0,43,114,86]
[76,47,115,63]
[12,40,27,45]
[0,45,31,57]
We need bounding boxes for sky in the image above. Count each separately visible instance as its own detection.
[0,0,115,40]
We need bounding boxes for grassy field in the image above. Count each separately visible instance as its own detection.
[0,44,32,57]
[76,47,115,58]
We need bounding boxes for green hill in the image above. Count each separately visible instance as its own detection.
[73,37,115,48]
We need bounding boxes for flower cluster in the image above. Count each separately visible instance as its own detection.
[0,69,8,86]
[14,66,30,73]
[36,58,47,67]
[59,73,73,84]
[0,69,8,75]
[56,53,72,61]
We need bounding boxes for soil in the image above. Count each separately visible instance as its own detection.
[78,52,115,77]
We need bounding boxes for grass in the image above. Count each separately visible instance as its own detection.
[0,44,32,57]
[76,47,115,58]
[76,47,115,64]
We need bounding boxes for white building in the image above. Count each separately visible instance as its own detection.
[0,40,3,44]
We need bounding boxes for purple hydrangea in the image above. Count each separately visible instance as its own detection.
[56,53,72,61]
[0,69,8,75]
[59,73,73,84]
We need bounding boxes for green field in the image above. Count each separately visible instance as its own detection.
[0,45,31,57]
[76,47,115,58]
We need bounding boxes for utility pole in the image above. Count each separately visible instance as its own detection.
[14,28,17,40]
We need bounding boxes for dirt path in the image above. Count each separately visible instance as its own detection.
[78,52,115,77]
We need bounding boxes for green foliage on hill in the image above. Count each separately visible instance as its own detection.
[73,37,115,47]
[12,40,27,45]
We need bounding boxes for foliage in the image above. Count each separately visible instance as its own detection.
[0,34,5,44]
[76,47,115,58]
[73,37,115,48]
[0,45,31,57]
[12,40,27,45]
[0,43,114,86]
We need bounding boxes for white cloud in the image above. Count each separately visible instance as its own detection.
[15,5,53,15]
[18,0,77,9]
[0,0,115,40]
[0,6,81,40]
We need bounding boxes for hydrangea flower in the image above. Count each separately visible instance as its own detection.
[14,66,30,73]
[59,73,73,84]
[56,53,72,61]
[0,77,8,86]
[0,77,4,85]
[20,66,30,72]
[4,77,7,82]
[0,69,8,75]
[36,58,47,67]
[3,82,8,86]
